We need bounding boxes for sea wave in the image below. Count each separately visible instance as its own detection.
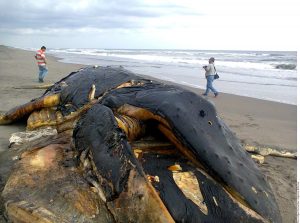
[219,79,296,87]
[218,69,297,81]
[48,48,297,72]
[34,47,296,105]
[274,64,297,70]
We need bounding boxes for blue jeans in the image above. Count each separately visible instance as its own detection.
[204,75,218,95]
[38,65,48,81]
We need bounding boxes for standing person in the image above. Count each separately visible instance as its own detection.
[202,57,218,97]
[35,46,48,83]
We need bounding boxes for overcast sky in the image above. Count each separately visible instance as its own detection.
[0,0,299,50]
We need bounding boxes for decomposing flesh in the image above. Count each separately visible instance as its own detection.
[0,66,282,223]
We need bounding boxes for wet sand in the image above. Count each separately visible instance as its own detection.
[0,45,297,222]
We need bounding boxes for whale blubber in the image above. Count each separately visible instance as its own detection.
[0,66,281,223]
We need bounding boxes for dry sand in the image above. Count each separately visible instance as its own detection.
[0,45,297,222]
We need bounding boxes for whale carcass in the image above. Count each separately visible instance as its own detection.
[0,66,281,223]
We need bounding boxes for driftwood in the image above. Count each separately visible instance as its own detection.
[244,145,296,159]
[13,84,54,89]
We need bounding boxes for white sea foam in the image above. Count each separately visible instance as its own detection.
[48,48,296,72]
[43,47,297,105]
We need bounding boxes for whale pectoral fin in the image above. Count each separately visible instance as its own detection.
[0,113,11,124]
[0,94,60,125]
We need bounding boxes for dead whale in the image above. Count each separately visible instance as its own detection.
[0,66,281,223]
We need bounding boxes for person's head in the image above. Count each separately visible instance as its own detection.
[41,46,46,52]
[209,57,215,63]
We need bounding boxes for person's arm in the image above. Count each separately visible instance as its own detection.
[41,54,47,64]
[203,65,211,72]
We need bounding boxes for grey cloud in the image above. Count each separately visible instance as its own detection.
[0,0,201,30]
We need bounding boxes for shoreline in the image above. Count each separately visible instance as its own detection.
[13,44,298,151]
[53,55,298,106]
[18,46,298,105]
[0,45,296,222]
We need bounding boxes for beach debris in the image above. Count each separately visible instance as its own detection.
[0,66,282,223]
[13,84,54,89]
[251,154,265,164]
[245,145,296,159]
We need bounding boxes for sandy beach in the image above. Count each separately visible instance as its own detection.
[0,45,297,222]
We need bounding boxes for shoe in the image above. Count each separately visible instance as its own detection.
[214,92,218,97]
[202,93,208,96]
[39,79,44,83]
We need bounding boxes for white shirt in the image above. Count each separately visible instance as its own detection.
[204,63,215,77]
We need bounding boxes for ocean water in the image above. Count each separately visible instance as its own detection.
[43,48,296,105]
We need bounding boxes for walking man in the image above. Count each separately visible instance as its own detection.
[35,46,48,83]
[202,57,218,97]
